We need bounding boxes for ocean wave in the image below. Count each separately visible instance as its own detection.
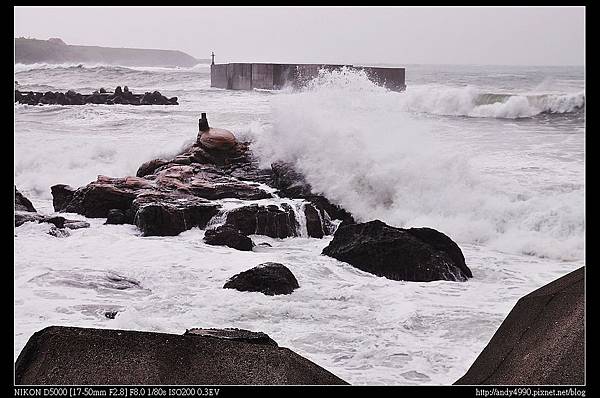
[402,85,584,119]
[247,69,584,261]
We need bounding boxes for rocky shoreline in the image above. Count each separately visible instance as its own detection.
[15,86,178,106]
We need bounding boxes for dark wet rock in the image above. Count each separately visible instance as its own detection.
[271,161,313,197]
[63,220,91,230]
[257,242,272,247]
[204,225,254,251]
[270,162,354,226]
[15,326,347,385]
[48,226,70,238]
[105,209,130,225]
[185,328,278,346]
[52,116,350,238]
[306,195,355,226]
[132,192,220,236]
[15,186,36,212]
[51,184,76,212]
[136,158,169,177]
[15,211,90,230]
[104,311,118,319]
[188,179,272,201]
[59,176,152,218]
[304,203,324,238]
[224,204,299,239]
[224,262,299,296]
[455,267,584,385]
[14,88,178,106]
[322,220,472,282]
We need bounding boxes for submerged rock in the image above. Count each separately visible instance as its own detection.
[322,220,472,282]
[15,326,346,384]
[224,262,300,296]
[204,225,254,251]
[455,267,584,385]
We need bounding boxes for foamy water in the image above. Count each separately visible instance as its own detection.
[14,63,584,384]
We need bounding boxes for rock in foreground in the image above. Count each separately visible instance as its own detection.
[15,326,347,385]
[455,267,584,385]
[224,262,300,295]
[322,220,472,282]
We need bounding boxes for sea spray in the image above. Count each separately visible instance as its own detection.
[248,68,584,260]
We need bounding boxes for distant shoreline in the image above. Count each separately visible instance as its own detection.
[14,37,208,68]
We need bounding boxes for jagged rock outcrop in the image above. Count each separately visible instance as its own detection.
[51,115,352,239]
[322,220,472,282]
[224,262,300,296]
[455,267,584,385]
[15,326,346,384]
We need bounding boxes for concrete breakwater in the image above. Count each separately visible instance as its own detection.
[211,63,406,91]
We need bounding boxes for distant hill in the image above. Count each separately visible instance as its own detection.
[15,38,207,67]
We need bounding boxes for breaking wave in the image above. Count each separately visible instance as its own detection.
[248,69,585,261]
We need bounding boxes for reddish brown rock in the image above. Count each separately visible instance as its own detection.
[199,127,237,151]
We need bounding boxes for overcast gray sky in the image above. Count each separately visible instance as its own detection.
[14,6,585,66]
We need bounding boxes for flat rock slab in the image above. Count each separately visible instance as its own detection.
[184,328,278,346]
[15,326,347,385]
[455,267,585,385]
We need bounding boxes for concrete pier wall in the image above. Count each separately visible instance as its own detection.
[211,63,405,91]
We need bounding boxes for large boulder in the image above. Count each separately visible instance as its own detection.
[132,192,220,236]
[224,262,300,296]
[455,267,584,385]
[204,225,255,251]
[322,220,472,282]
[198,127,237,151]
[15,186,36,212]
[15,326,347,385]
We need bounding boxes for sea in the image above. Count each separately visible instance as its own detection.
[14,62,585,385]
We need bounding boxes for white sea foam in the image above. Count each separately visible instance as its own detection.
[248,69,585,261]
